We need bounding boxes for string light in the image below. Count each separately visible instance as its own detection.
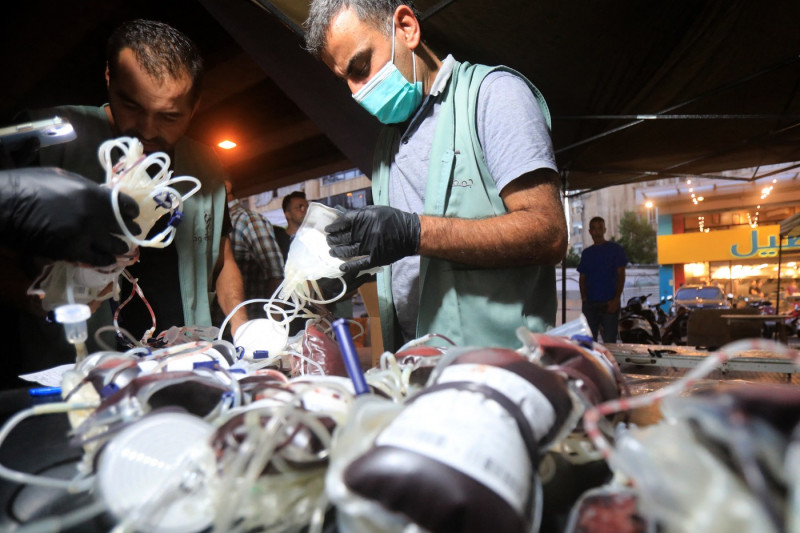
[746,178,777,228]
[681,177,778,231]
[747,210,759,228]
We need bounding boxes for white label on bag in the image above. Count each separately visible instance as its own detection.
[438,364,556,439]
[375,364,555,513]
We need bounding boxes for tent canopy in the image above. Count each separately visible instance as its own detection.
[209,0,800,193]
[2,0,800,195]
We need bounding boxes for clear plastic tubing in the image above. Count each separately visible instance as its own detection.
[332,318,369,395]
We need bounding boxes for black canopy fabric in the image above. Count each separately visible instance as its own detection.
[3,1,798,194]
[238,0,800,191]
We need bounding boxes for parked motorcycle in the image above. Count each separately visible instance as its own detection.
[659,304,689,345]
[652,295,671,327]
[756,299,800,339]
[788,302,800,337]
[618,294,662,344]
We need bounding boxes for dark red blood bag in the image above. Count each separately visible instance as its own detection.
[299,321,346,376]
[342,347,575,532]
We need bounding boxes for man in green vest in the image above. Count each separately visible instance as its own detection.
[305,1,568,351]
[2,20,248,380]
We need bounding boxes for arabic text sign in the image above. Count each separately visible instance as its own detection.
[658,224,800,264]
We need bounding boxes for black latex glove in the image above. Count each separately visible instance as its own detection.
[0,167,140,266]
[0,137,40,169]
[315,270,376,302]
[325,205,420,275]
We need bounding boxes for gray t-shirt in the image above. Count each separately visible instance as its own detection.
[389,56,558,343]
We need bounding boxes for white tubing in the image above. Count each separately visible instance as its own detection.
[100,136,202,249]
[0,402,99,491]
[15,500,107,533]
[217,297,293,342]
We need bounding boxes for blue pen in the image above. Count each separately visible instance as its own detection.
[332,318,370,395]
[29,386,62,397]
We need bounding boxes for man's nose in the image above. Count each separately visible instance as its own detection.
[348,80,366,96]
[136,115,157,140]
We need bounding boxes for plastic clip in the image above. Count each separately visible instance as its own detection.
[571,334,595,349]
[100,382,120,398]
[153,191,174,209]
[168,210,184,228]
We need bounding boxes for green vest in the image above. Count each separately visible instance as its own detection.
[372,61,557,351]
[170,137,227,326]
[33,105,226,328]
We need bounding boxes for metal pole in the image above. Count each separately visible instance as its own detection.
[561,171,568,325]
[777,240,783,314]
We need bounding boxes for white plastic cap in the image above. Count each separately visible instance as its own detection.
[53,303,91,324]
[53,303,91,345]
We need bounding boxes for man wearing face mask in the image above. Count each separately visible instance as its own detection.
[305,1,567,351]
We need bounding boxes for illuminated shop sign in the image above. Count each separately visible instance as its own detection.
[658,224,800,264]
[731,231,800,258]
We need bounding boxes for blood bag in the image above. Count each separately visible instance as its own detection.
[329,347,575,533]
[28,136,200,313]
[280,202,346,301]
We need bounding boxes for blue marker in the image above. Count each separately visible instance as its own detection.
[29,386,62,397]
[332,318,369,395]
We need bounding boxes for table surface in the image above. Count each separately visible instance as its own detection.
[2,345,799,532]
[720,314,793,319]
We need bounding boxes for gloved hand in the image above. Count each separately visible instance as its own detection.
[325,205,420,275]
[315,270,376,302]
[0,167,140,266]
[0,136,40,169]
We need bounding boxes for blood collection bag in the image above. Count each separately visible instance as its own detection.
[280,202,347,301]
[331,347,575,533]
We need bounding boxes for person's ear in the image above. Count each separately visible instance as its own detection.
[104,62,111,88]
[190,95,202,119]
[393,5,421,50]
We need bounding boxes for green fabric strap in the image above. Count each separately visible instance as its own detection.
[172,138,226,327]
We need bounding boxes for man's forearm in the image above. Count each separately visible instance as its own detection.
[216,238,248,334]
[417,174,567,267]
[216,267,247,332]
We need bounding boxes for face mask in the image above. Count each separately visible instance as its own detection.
[353,20,423,124]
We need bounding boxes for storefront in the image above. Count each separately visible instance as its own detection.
[658,223,800,311]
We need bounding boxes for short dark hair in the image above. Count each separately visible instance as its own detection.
[106,19,204,103]
[589,216,605,226]
[282,191,307,213]
[305,0,421,58]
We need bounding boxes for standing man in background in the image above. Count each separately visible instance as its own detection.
[578,216,628,343]
[226,180,284,316]
[274,190,309,261]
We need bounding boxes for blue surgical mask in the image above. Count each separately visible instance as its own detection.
[353,21,423,124]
